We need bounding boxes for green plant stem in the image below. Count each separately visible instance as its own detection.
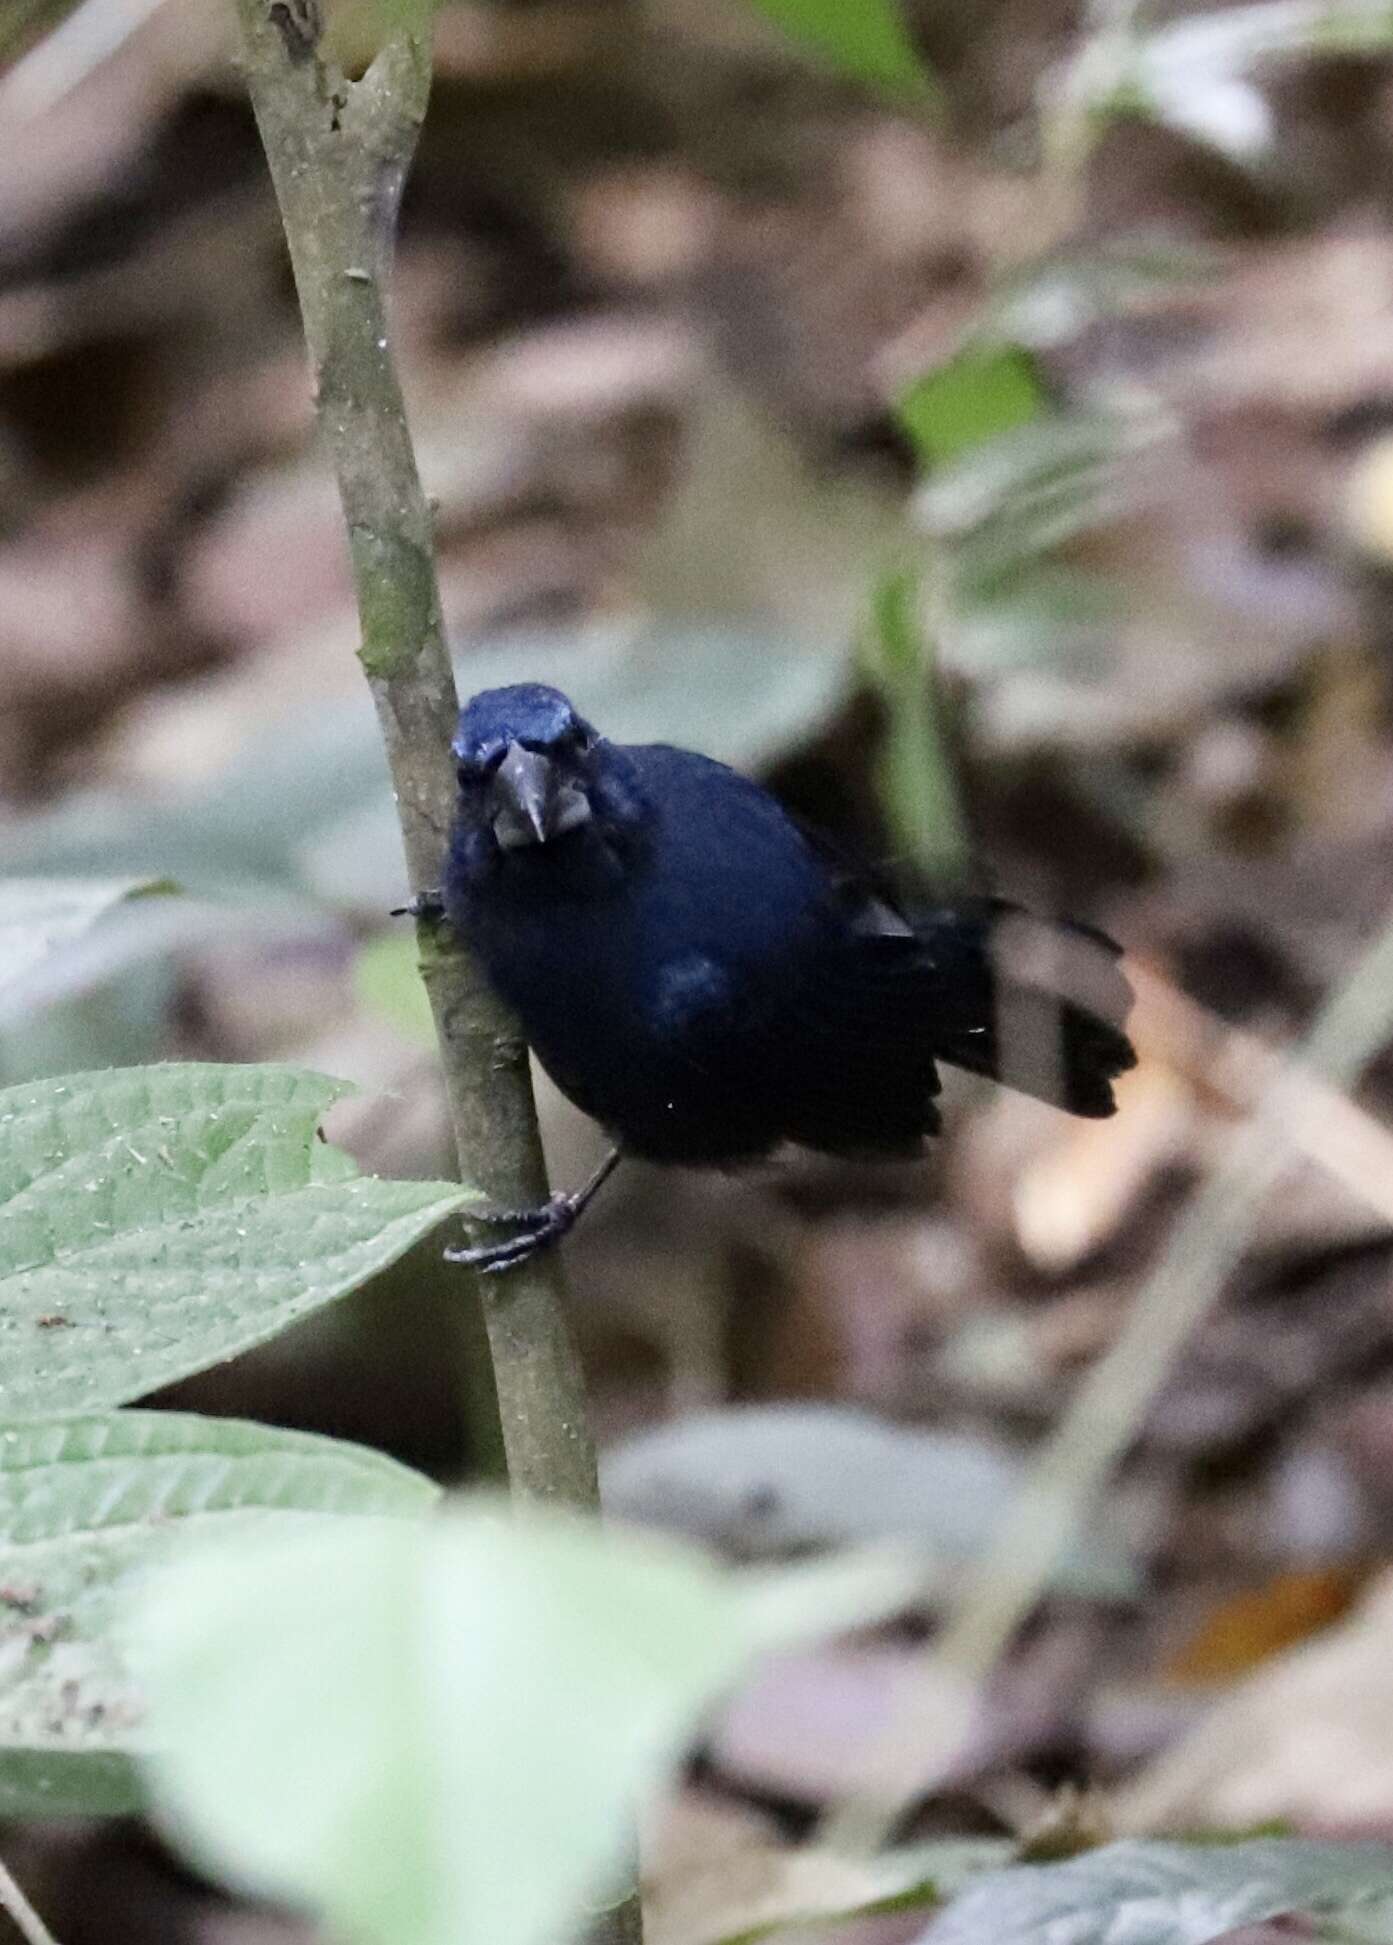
[226,0,601,1511]
[0,1857,60,1945]
[865,568,973,889]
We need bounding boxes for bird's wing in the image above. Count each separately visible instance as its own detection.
[785,811,921,940]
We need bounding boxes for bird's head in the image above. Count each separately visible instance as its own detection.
[452,683,625,857]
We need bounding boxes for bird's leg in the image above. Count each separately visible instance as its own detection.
[391,888,445,920]
[445,1147,624,1275]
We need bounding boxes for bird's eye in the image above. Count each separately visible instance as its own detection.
[456,748,502,786]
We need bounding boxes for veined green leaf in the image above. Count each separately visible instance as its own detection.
[0,1063,470,1416]
[0,1411,437,1815]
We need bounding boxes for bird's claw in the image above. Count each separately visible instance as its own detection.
[444,1192,580,1276]
[391,888,445,921]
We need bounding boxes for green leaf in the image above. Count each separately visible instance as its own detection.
[133,1505,918,1945]
[917,409,1164,575]
[744,0,938,103]
[0,1062,470,1416]
[897,345,1046,469]
[987,245,1218,351]
[923,1839,1393,1945]
[0,1411,436,1816]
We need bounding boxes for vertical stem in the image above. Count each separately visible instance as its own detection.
[229,14,643,1935]
[865,567,973,889]
[229,0,600,1511]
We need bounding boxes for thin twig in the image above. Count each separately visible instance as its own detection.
[0,1857,61,1945]
[827,911,1393,1852]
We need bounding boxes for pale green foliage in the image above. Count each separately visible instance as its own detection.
[0,1063,470,1416]
[133,1505,917,1945]
[0,1411,436,1816]
[897,348,1045,471]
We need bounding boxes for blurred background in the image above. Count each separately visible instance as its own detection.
[9,0,1393,1935]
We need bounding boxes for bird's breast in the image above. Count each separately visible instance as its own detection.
[466,876,807,1159]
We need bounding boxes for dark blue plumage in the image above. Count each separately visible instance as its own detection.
[439,682,1135,1266]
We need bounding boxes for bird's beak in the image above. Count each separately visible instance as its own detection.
[491,741,592,850]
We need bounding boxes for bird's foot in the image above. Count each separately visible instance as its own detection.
[444,1148,623,1276]
[444,1191,584,1275]
[391,888,445,921]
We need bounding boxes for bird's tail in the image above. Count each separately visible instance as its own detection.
[918,898,1137,1117]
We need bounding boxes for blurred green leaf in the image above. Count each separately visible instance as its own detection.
[987,244,1218,350]
[0,711,394,895]
[0,966,177,1092]
[134,1504,917,1945]
[918,409,1167,585]
[948,566,1121,679]
[923,1839,1393,1945]
[0,1063,470,1417]
[897,346,1046,470]
[0,1411,436,1815]
[743,0,938,103]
